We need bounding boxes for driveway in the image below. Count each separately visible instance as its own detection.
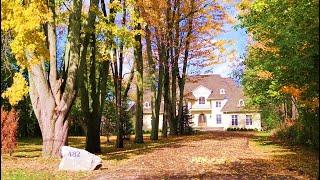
[91,131,317,179]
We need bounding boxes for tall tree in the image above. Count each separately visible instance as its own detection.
[239,0,319,147]
[78,0,108,154]
[134,9,144,143]
[138,0,227,137]
[2,0,82,156]
[177,0,194,135]
[106,0,139,148]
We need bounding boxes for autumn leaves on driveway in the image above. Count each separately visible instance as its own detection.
[92,132,318,179]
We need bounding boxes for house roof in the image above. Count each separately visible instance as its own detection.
[184,74,257,113]
[129,88,164,114]
[129,74,258,113]
[220,86,246,112]
[184,74,235,99]
[142,89,164,114]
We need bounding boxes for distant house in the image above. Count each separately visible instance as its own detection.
[133,74,261,131]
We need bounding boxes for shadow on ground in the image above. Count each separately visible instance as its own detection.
[99,131,255,161]
[143,158,303,180]
[91,131,319,180]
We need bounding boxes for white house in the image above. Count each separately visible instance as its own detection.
[140,74,261,131]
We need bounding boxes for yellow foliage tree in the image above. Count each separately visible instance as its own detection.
[1,72,29,106]
[1,0,83,157]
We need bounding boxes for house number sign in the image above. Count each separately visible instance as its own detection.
[68,151,80,157]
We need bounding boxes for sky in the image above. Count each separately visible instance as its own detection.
[57,1,248,79]
[196,2,248,78]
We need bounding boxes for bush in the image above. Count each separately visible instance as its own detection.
[143,130,150,134]
[180,106,194,135]
[274,118,319,149]
[227,127,257,131]
[1,108,19,155]
[260,107,282,130]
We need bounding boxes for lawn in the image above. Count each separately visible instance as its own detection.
[1,131,319,179]
[1,134,185,180]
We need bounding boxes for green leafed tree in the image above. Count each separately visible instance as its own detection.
[238,0,319,147]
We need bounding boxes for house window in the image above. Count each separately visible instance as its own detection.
[216,114,222,124]
[144,102,151,108]
[199,97,205,104]
[231,115,238,125]
[246,115,253,125]
[220,89,225,94]
[216,101,221,107]
[239,99,244,106]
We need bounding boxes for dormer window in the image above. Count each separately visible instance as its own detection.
[144,102,151,108]
[199,97,205,104]
[239,99,245,106]
[220,89,225,94]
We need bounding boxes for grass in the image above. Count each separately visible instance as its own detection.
[2,169,87,180]
[250,131,319,179]
[1,131,319,179]
[1,134,185,180]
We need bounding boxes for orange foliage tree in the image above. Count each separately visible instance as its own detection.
[1,108,19,156]
[137,0,231,138]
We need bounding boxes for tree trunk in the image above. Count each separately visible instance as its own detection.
[173,0,181,134]
[151,70,163,140]
[151,34,165,140]
[85,114,101,153]
[79,0,111,153]
[169,0,180,135]
[29,63,72,158]
[84,31,104,153]
[163,54,175,135]
[145,25,159,141]
[162,102,168,137]
[113,47,124,148]
[177,81,185,135]
[27,0,82,157]
[134,20,144,144]
[291,96,299,120]
[177,0,194,135]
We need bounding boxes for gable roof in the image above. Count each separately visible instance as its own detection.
[191,85,211,93]
[184,74,257,113]
[184,74,235,100]
[129,74,258,113]
[140,89,164,114]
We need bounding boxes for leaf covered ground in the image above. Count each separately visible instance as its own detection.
[1,131,319,180]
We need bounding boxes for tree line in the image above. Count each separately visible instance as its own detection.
[237,0,319,148]
[1,0,228,157]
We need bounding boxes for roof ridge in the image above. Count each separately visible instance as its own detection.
[187,74,221,77]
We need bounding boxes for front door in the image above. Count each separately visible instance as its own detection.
[198,113,207,127]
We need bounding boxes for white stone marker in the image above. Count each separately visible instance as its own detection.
[59,146,102,171]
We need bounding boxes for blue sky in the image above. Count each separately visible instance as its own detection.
[197,3,248,78]
[57,1,248,78]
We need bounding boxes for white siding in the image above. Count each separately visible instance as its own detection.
[142,114,163,130]
[209,99,228,128]
[141,86,262,131]
[223,113,261,130]
[191,86,212,109]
